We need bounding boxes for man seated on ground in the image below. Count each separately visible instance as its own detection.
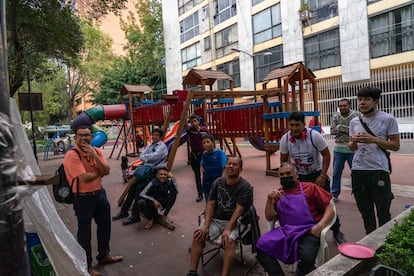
[137,167,178,229]
[112,127,168,225]
[256,162,334,276]
[187,156,253,276]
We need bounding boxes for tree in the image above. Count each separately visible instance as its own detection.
[7,0,83,97]
[66,19,115,118]
[75,0,128,20]
[6,0,127,104]
[96,0,165,104]
[28,65,69,126]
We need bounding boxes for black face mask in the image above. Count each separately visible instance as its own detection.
[280,176,296,190]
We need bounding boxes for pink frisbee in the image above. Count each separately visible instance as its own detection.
[338,242,375,259]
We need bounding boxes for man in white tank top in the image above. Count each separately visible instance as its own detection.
[280,111,346,245]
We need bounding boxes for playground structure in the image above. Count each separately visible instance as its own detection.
[161,62,320,175]
[69,62,320,176]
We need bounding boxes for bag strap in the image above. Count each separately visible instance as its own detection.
[70,148,81,195]
[358,116,390,158]
[152,157,165,168]
[309,128,317,150]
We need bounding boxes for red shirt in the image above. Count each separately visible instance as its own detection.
[282,182,332,221]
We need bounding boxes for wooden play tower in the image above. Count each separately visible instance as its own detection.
[109,84,153,159]
[117,62,320,176]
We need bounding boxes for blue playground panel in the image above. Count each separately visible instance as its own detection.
[263,110,320,120]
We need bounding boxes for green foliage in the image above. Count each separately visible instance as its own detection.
[377,209,414,275]
[96,0,165,105]
[76,0,128,20]
[7,0,83,96]
[67,19,115,111]
[15,62,69,127]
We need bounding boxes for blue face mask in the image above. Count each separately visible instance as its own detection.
[280,176,296,190]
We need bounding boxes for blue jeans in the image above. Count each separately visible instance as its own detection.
[332,151,354,198]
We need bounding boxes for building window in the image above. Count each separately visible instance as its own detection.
[369,4,414,58]
[253,4,282,45]
[178,0,203,16]
[254,46,283,83]
[215,24,238,58]
[204,36,211,51]
[307,0,338,24]
[217,60,240,90]
[304,28,340,71]
[213,0,237,25]
[252,0,264,5]
[180,12,199,43]
[181,43,201,71]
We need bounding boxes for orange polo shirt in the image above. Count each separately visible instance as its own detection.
[63,145,107,193]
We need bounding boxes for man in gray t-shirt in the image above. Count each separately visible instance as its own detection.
[349,87,400,234]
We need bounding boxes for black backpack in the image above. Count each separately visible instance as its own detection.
[53,149,81,204]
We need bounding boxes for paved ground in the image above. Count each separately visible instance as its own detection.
[37,140,414,276]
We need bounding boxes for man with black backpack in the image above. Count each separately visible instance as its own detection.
[280,111,346,245]
[63,125,123,276]
[349,87,400,234]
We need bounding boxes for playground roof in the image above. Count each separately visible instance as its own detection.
[262,62,316,82]
[182,69,233,87]
[120,84,153,96]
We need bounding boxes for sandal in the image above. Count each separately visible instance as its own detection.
[144,220,153,229]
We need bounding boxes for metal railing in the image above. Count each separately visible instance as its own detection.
[304,62,414,141]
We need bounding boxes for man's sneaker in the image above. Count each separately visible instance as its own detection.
[333,231,347,245]
[333,196,338,202]
[112,211,129,221]
[196,193,203,202]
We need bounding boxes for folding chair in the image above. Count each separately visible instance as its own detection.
[370,264,405,276]
[199,205,261,275]
[268,199,337,270]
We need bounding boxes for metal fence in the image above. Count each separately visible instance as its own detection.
[304,62,414,141]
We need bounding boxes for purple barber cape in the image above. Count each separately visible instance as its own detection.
[256,183,317,264]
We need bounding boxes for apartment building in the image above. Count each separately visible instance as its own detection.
[161,0,414,133]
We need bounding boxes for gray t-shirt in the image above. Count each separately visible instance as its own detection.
[280,128,328,175]
[349,111,399,172]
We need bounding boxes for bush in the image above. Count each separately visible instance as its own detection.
[376,208,414,275]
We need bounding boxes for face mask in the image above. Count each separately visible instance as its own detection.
[280,176,296,190]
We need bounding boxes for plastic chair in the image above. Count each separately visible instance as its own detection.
[370,264,405,276]
[198,205,261,275]
[268,199,337,269]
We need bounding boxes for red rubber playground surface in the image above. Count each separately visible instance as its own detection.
[38,141,414,275]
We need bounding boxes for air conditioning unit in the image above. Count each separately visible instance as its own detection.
[300,10,310,22]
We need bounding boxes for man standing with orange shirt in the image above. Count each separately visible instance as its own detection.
[64,125,123,276]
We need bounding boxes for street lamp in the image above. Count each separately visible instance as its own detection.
[231,48,272,101]
[231,48,272,57]
[160,57,166,95]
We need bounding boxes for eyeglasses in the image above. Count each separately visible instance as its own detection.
[77,133,92,138]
